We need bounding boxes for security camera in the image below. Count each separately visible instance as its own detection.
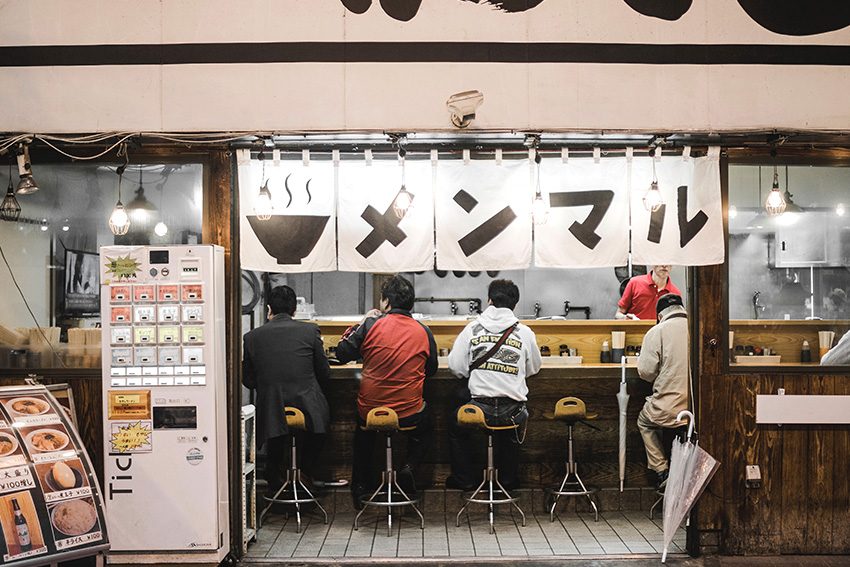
[446,90,484,128]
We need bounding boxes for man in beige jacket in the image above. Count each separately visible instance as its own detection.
[637,293,690,491]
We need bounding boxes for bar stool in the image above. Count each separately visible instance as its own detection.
[549,396,599,522]
[260,407,328,532]
[455,404,526,534]
[354,407,424,536]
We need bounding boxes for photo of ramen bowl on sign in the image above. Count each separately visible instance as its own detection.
[0,432,18,457]
[26,429,69,452]
[6,397,50,416]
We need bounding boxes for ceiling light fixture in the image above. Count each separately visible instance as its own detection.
[1,162,22,222]
[61,219,70,232]
[765,162,786,216]
[532,150,548,225]
[109,152,131,235]
[15,143,39,194]
[837,203,845,216]
[642,149,663,212]
[254,145,273,221]
[40,218,48,232]
[126,167,157,234]
[154,181,168,237]
[392,141,414,219]
[729,205,737,219]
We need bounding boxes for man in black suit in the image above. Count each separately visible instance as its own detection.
[243,285,331,492]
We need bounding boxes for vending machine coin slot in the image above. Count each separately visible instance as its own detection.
[134,306,155,323]
[134,327,156,344]
[111,328,132,345]
[111,307,131,323]
[111,285,131,302]
[134,285,155,302]
[158,326,179,344]
[158,285,178,301]
[112,348,132,365]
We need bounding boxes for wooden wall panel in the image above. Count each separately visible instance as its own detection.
[833,377,850,554]
[806,376,834,554]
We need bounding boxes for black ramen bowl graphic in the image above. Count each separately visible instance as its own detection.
[247,215,330,265]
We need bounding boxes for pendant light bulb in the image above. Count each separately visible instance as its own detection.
[15,145,39,194]
[729,205,737,219]
[254,180,273,221]
[532,192,549,225]
[642,181,663,212]
[109,163,131,235]
[392,146,414,219]
[154,221,168,236]
[1,176,21,222]
[393,186,414,219]
[837,203,846,216]
[765,168,786,216]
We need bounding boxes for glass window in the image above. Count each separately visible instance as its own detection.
[0,162,203,370]
[728,163,850,366]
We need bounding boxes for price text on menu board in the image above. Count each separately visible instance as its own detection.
[0,388,107,564]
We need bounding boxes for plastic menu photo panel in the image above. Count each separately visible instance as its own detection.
[0,385,108,564]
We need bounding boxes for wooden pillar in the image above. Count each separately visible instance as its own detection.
[205,149,243,559]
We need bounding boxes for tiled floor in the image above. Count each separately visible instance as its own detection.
[245,505,686,560]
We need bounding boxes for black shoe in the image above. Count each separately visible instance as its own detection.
[656,468,669,493]
[445,476,476,491]
[351,484,367,511]
[397,465,416,496]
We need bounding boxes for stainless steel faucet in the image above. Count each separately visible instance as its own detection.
[450,301,458,316]
[533,301,541,319]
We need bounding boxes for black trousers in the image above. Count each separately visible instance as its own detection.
[448,397,527,488]
[263,431,326,490]
[351,403,433,490]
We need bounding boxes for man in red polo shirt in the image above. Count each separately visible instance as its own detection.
[336,275,438,509]
[615,265,681,320]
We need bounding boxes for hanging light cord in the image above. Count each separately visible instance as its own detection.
[0,243,67,369]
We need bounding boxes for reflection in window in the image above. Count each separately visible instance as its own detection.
[0,162,203,370]
[728,163,850,365]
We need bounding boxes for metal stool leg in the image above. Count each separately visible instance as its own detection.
[260,434,327,532]
[456,431,524,534]
[354,431,423,535]
[550,424,598,522]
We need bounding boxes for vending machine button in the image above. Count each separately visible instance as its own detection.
[111,378,127,387]
[174,366,190,376]
[158,366,174,375]
[175,376,190,386]
[110,367,127,376]
[149,268,158,277]
[126,367,142,376]
[127,377,143,387]
[190,366,205,375]
[190,376,206,386]
[161,267,170,276]
[142,367,157,376]
[142,377,157,386]
[158,377,175,386]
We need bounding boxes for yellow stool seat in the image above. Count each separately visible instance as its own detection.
[457,404,521,431]
[285,406,307,430]
[553,397,598,423]
[549,396,598,522]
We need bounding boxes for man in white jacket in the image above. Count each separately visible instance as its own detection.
[637,293,690,492]
[445,279,543,491]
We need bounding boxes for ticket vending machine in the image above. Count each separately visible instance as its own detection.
[100,245,229,564]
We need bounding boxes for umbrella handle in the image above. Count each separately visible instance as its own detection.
[677,409,695,441]
[620,357,626,384]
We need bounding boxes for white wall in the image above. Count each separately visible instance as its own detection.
[1,1,849,133]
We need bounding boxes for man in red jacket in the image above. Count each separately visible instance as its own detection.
[336,276,438,509]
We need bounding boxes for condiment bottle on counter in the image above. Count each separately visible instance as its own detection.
[540,346,551,357]
[600,341,612,363]
[801,340,811,363]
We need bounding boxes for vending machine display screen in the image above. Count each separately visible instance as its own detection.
[149,250,169,264]
[153,406,197,429]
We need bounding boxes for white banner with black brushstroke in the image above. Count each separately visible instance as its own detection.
[337,158,434,273]
[435,159,532,271]
[534,156,630,268]
[238,154,337,273]
[631,147,724,266]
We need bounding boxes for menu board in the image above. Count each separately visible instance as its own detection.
[0,386,108,565]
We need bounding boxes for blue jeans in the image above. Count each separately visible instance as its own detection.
[448,397,528,488]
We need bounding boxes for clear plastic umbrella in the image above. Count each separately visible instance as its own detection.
[661,410,721,563]
[616,358,629,492]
